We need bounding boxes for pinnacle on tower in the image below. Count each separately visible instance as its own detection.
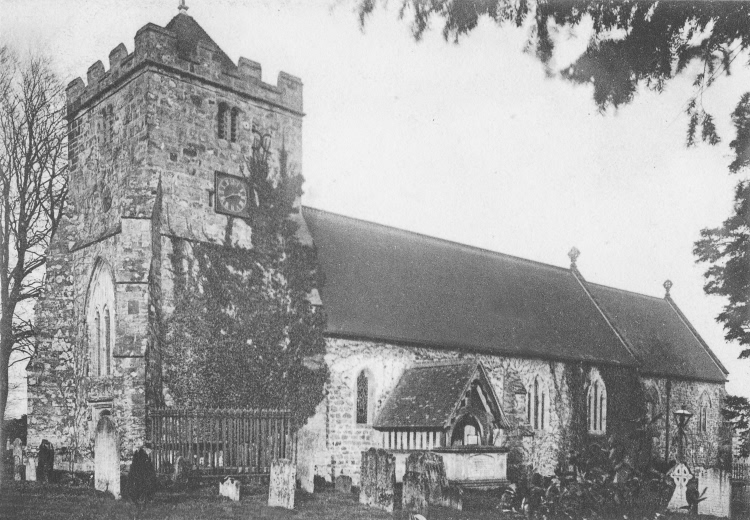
[178,0,188,13]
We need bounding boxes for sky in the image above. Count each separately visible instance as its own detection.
[2,0,750,418]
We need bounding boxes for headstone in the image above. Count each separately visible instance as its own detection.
[442,485,463,511]
[25,455,37,482]
[37,439,54,483]
[667,463,692,513]
[335,474,352,494]
[268,459,296,509]
[403,471,429,516]
[220,476,241,501]
[127,447,157,503]
[405,451,450,507]
[359,448,396,512]
[94,415,121,499]
[12,439,23,481]
[695,466,731,518]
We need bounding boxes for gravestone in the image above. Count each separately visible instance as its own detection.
[268,459,296,509]
[403,471,429,516]
[442,485,463,511]
[667,463,692,513]
[335,474,352,493]
[173,455,190,483]
[25,455,37,482]
[127,447,157,503]
[94,415,121,499]
[12,439,23,481]
[220,476,241,501]
[359,448,396,512]
[37,439,54,482]
[695,466,731,518]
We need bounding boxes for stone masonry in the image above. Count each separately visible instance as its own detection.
[27,12,304,469]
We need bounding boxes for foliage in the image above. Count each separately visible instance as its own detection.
[723,394,750,458]
[500,436,674,520]
[0,47,68,484]
[164,142,328,429]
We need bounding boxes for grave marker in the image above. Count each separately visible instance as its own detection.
[268,459,296,509]
[94,415,121,499]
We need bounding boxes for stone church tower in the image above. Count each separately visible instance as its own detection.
[27,9,304,462]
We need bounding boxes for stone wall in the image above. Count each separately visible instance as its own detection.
[298,339,728,487]
[302,338,574,485]
[640,377,726,467]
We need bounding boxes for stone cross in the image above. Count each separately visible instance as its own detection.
[667,463,692,513]
[12,438,23,481]
[219,476,241,502]
[94,415,121,499]
[268,459,296,509]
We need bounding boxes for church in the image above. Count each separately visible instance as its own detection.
[26,9,729,488]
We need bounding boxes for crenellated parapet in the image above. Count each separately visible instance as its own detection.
[66,16,303,117]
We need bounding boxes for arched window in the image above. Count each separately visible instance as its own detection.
[87,260,116,377]
[587,374,607,434]
[698,392,711,433]
[217,102,229,140]
[526,375,549,431]
[230,107,240,143]
[356,370,369,424]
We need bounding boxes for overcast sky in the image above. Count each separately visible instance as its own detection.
[2,0,750,418]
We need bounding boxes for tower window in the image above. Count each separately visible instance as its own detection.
[218,102,229,140]
[587,374,607,434]
[87,260,116,377]
[356,370,369,424]
[217,103,240,142]
[698,392,711,433]
[230,107,240,142]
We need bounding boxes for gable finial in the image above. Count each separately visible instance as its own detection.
[178,0,189,12]
[663,279,673,297]
[568,247,580,268]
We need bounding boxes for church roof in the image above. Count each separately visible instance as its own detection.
[303,207,727,383]
[303,207,636,367]
[373,361,507,429]
[165,13,235,70]
[587,283,727,382]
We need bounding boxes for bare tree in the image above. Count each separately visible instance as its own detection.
[0,47,68,483]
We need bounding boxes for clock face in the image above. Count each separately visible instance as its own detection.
[216,174,248,216]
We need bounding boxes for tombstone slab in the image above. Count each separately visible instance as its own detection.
[220,476,241,501]
[25,455,37,482]
[359,448,396,512]
[12,439,23,481]
[94,415,121,499]
[268,459,296,509]
[37,439,54,483]
[667,463,692,513]
[335,474,352,494]
[127,447,157,502]
[695,466,731,518]
[403,470,429,516]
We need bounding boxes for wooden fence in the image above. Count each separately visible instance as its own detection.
[149,408,294,479]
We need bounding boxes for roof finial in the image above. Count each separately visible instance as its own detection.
[568,247,580,268]
[663,279,673,297]
[178,0,189,12]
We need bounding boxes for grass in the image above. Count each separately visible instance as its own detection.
[0,479,738,520]
[0,480,511,520]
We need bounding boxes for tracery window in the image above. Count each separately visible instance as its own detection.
[87,260,116,377]
[356,370,369,424]
[526,375,549,430]
[587,374,607,434]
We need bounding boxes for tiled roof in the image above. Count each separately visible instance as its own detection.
[304,207,636,367]
[586,283,727,383]
[302,207,726,383]
[374,362,501,428]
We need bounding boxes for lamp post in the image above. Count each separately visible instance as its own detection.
[673,408,693,464]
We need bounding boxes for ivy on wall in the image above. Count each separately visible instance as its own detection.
[163,143,329,429]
